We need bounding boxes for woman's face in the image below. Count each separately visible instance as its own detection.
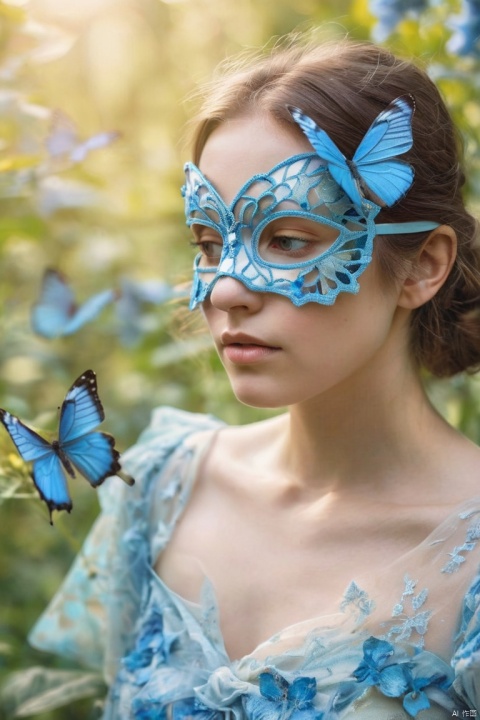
[194,113,411,409]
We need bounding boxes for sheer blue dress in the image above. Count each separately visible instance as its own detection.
[29,408,480,719]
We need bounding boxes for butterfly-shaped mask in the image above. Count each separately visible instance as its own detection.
[184,96,439,308]
[0,370,122,523]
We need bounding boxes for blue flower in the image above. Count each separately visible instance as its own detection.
[132,699,167,720]
[448,0,480,58]
[171,697,224,720]
[244,669,324,720]
[123,609,166,677]
[402,668,452,717]
[369,0,430,41]
[353,637,409,697]
[353,637,453,717]
[131,685,225,720]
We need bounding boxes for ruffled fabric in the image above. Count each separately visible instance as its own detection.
[28,407,480,719]
[29,407,223,680]
[451,566,480,710]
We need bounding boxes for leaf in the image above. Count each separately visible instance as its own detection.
[0,155,41,172]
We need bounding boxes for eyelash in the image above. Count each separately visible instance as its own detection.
[269,235,311,252]
[189,239,222,257]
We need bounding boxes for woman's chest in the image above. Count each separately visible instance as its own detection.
[154,500,437,659]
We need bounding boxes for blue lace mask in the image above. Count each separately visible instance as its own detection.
[183,97,440,308]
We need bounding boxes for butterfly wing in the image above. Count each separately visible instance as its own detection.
[59,370,121,487]
[32,453,72,517]
[353,96,414,164]
[356,160,415,208]
[0,410,72,516]
[59,370,104,442]
[124,278,174,305]
[31,269,115,338]
[63,432,121,487]
[116,278,175,346]
[31,269,77,338]
[352,95,415,206]
[46,110,119,164]
[63,288,116,334]
[0,410,53,462]
[290,107,363,207]
[70,131,120,163]
[46,110,78,158]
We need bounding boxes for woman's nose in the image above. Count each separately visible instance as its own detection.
[208,274,264,312]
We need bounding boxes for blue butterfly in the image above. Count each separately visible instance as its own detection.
[31,269,116,338]
[290,95,415,208]
[46,110,120,165]
[0,370,121,523]
[116,277,183,347]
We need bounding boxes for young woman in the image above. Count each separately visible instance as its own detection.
[30,39,480,719]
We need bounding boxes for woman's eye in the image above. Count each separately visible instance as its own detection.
[258,228,340,265]
[191,239,223,266]
[259,235,327,263]
[270,236,310,253]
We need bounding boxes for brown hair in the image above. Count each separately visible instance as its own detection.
[188,38,480,377]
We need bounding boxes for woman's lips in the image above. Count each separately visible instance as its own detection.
[221,332,281,364]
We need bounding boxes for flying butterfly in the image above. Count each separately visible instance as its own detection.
[31,268,116,338]
[46,109,120,165]
[32,268,183,344]
[0,370,124,523]
[290,95,415,209]
[115,277,181,347]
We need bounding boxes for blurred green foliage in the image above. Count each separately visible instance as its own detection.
[0,0,479,717]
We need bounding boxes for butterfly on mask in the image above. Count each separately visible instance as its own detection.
[0,369,129,524]
[290,95,415,209]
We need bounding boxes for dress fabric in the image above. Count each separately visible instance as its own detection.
[29,408,480,720]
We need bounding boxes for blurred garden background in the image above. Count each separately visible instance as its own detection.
[0,0,479,716]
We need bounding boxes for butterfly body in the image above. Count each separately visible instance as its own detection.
[0,370,121,522]
[290,95,415,208]
[50,439,75,478]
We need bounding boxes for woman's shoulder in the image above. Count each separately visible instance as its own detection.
[94,406,225,529]
[133,405,225,446]
[201,412,289,474]
[117,406,225,481]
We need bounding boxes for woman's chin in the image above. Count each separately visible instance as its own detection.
[230,382,292,410]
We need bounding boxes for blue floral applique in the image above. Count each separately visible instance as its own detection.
[170,697,224,720]
[123,609,167,679]
[353,637,409,697]
[340,581,375,622]
[352,637,453,718]
[442,510,480,574]
[131,698,167,720]
[402,668,451,717]
[244,669,325,720]
[382,575,431,648]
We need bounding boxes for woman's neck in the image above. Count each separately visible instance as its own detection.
[278,360,449,498]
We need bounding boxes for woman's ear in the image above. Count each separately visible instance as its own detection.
[398,225,457,309]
